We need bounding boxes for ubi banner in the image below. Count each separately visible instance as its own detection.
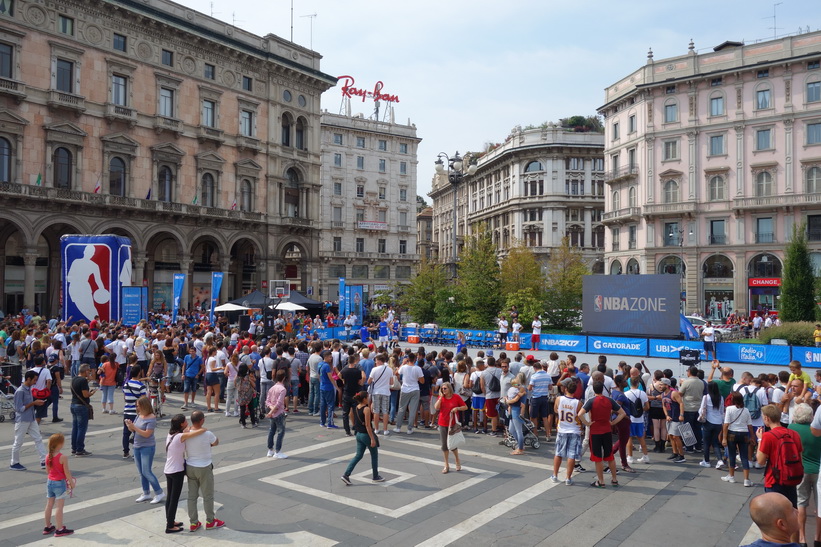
[582,274,679,338]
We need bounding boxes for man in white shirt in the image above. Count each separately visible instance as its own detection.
[531,317,542,349]
[306,343,323,416]
[185,411,223,531]
[368,354,393,435]
[105,334,128,386]
[498,317,509,344]
[625,385,650,464]
[702,321,716,361]
[393,359,424,434]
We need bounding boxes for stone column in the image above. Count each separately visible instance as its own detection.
[785,119,794,193]
[133,252,147,286]
[23,249,37,310]
[583,208,592,247]
[735,124,745,197]
[179,254,192,311]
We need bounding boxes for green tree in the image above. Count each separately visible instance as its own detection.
[781,222,816,322]
[399,260,448,324]
[454,227,502,329]
[543,237,589,329]
[500,244,545,299]
[504,289,544,325]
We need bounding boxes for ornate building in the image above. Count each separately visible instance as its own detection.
[599,33,821,317]
[318,110,420,300]
[0,0,335,315]
[429,126,605,270]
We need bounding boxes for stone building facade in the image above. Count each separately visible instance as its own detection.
[599,33,821,317]
[0,0,335,315]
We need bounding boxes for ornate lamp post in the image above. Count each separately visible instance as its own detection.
[435,151,477,277]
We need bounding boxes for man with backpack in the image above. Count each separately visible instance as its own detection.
[757,404,804,518]
[481,356,503,437]
[738,375,769,468]
[625,381,650,464]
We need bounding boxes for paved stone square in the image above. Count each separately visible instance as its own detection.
[0,389,799,546]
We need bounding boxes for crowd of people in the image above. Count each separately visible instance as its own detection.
[4,311,821,546]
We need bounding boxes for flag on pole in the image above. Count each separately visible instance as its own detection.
[192,195,198,205]
[145,187,152,200]
[35,173,42,186]
[93,180,101,193]
[231,199,237,210]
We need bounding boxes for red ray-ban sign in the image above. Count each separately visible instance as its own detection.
[337,75,400,103]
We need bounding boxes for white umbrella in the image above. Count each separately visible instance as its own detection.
[273,301,307,311]
[214,303,249,312]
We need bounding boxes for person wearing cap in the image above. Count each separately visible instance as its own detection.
[47,352,65,423]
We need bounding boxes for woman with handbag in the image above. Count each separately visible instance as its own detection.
[236,364,258,428]
[340,391,384,485]
[434,382,467,473]
[453,360,472,427]
[721,391,755,486]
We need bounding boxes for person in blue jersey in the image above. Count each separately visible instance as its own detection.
[377,318,389,348]
[360,323,371,344]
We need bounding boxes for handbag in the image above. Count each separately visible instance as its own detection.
[31,368,51,400]
[447,413,466,451]
[70,381,94,420]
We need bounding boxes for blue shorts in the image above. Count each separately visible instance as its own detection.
[630,423,646,437]
[473,396,485,410]
[184,377,198,393]
[290,379,299,396]
[205,372,220,386]
[530,397,550,419]
[46,479,68,500]
[555,432,582,460]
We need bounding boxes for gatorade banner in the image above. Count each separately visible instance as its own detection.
[209,271,224,325]
[172,273,186,324]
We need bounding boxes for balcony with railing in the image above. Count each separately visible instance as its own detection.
[733,193,821,210]
[709,234,726,245]
[105,103,137,125]
[331,220,344,229]
[197,125,225,146]
[602,206,641,224]
[755,232,775,244]
[236,134,262,154]
[603,165,639,184]
[643,201,697,218]
[809,230,821,242]
[153,116,182,137]
[398,225,411,232]
[48,89,86,115]
[0,77,26,102]
[284,216,312,227]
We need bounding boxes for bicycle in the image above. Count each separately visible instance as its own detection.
[147,375,171,418]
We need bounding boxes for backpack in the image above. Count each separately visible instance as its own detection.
[471,373,483,395]
[627,390,644,419]
[769,430,804,486]
[743,386,762,420]
[487,371,501,393]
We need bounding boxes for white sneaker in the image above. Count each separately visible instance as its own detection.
[698,461,711,468]
[135,493,152,503]
[392,428,401,433]
[753,462,763,469]
[550,475,559,483]
[382,430,390,436]
[150,492,166,504]
[109,410,117,415]
[267,450,274,458]
[225,412,231,417]
[407,429,413,435]
[275,453,288,459]
[715,460,725,470]
[626,456,634,464]
[744,479,753,487]
[638,455,650,464]
[721,475,736,483]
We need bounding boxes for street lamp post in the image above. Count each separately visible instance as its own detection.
[669,223,693,314]
[435,151,477,277]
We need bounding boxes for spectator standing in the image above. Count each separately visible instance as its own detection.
[393,356,424,434]
[788,403,821,547]
[741,493,802,547]
[722,391,756,486]
[69,364,95,457]
[9,369,47,471]
[318,351,338,429]
[185,410,224,532]
[341,391,384,485]
[265,369,289,459]
[122,372,147,459]
[42,433,76,537]
[481,357,503,437]
[679,366,705,452]
[699,381,726,469]
[164,414,207,534]
[435,382,467,471]
[126,396,165,505]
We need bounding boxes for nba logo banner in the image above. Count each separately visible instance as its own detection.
[61,235,132,323]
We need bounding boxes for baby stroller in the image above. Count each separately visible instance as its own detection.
[498,401,540,449]
[0,376,16,422]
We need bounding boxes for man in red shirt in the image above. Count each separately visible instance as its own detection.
[756,404,803,517]
[578,382,627,487]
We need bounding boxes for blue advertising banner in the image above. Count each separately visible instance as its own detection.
[338,278,347,318]
[587,336,647,357]
[537,335,588,353]
[209,272,224,325]
[141,287,148,322]
[649,339,707,359]
[350,285,363,324]
[716,342,791,366]
[791,346,821,368]
[121,286,143,325]
[172,273,186,324]
[582,275,679,338]
[519,334,532,350]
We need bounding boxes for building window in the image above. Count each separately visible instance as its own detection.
[710,220,726,244]
[612,190,620,211]
[53,147,72,189]
[374,265,389,279]
[628,148,636,169]
[664,222,680,246]
[295,118,305,150]
[663,140,679,160]
[612,122,619,140]
[628,186,636,207]
[378,139,387,151]
[810,61,821,70]
[666,85,676,94]
[756,88,771,109]
[709,175,726,200]
[628,225,637,249]
[332,206,342,223]
[109,156,126,197]
[399,211,408,226]
[356,136,365,148]
[333,133,343,145]
[664,102,678,123]
[756,128,772,150]
[158,165,173,202]
[806,167,821,193]
[113,33,126,52]
[0,0,12,16]
[356,156,364,169]
[709,134,725,155]
[611,227,620,251]
[808,82,821,103]
[378,187,386,200]
[240,179,252,211]
[242,76,252,91]
[333,181,342,195]
[711,77,723,86]
[240,110,253,137]
[58,15,74,36]
[201,100,215,127]
[628,114,636,133]
[0,137,10,182]
[399,143,408,154]
[332,238,342,252]
[159,87,174,117]
[204,64,215,80]
[283,89,292,102]
[281,113,292,147]
[355,238,364,253]
[201,173,215,207]
[757,69,769,79]
[710,95,725,116]
[56,59,73,93]
[756,217,774,243]
[400,161,407,175]
[0,43,11,79]
[663,180,680,203]
[161,49,173,67]
[333,153,342,167]
[399,188,407,201]
[808,123,821,145]
[356,185,364,198]
[112,74,127,106]
[378,159,386,173]
[755,171,773,197]
[352,265,368,278]
[396,266,411,279]
[377,239,386,253]
[355,208,364,221]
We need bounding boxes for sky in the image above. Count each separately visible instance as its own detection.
[180,0,819,199]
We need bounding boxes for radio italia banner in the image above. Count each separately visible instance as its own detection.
[208,271,224,325]
[172,273,186,324]
[582,274,679,338]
